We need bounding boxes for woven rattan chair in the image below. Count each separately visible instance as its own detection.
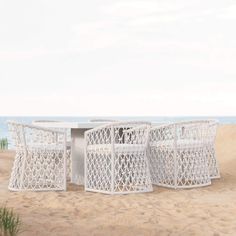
[84,121,153,194]
[8,121,67,191]
[149,120,213,189]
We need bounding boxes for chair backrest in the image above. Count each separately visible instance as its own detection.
[149,123,175,144]
[207,119,219,144]
[150,120,217,145]
[175,120,210,142]
[112,122,151,146]
[32,120,71,142]
[85,121,151,146]
[7,121,66,150]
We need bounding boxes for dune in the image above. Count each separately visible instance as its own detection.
[0,125,236,236]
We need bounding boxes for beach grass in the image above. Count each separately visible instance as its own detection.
[0,206,21,236]
[0,138,8,150]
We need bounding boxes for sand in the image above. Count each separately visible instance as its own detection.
[0,125,236,236]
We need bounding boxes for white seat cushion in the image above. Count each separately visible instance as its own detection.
[149,139,208,149]
[87,144,146,152]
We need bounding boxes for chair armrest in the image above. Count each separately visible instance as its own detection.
[8,121,67,148]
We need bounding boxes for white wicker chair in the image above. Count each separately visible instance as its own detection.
[149,120,212,189]
[84,121,153,194]
[8,121,67,191]
[207,120,220,179]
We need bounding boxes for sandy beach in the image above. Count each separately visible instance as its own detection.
[0,125,236,236]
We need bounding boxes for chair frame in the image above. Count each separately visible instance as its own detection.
[149,120,218,189]
[7,121,67,191]
[84,121,153,194]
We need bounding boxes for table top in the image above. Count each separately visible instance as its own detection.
[32,121,163,129]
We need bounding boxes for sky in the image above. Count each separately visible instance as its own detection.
[0,0,236,116]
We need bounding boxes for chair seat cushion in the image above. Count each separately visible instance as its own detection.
[149,139,209,149]
[87,144,146,152]
[27,145,65,151]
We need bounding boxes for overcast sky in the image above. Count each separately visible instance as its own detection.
[0,0,235,116]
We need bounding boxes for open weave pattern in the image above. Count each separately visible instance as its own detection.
[66,148,72,182]
[47,128,72,182]
[8,121,67,191]
[149,121,212,189]
[85,122,153,194]
[32,123,72,182]
[206,120,220,179]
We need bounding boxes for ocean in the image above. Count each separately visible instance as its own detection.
[1,116,236,147]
